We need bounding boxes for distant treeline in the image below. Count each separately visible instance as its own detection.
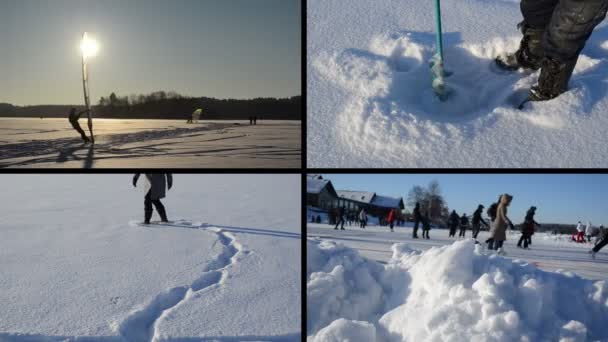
[0,91,301,120]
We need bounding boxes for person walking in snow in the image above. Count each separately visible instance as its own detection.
[133,173,172,224]
[495,0,608,105]
[422,212,431,239]
[448,210,459,238]
[517,206,541,249]
[387,209,396,232]
[459,213,469,238]
[585,221,594,243]
[471,204,489,240]
[334,207,346,230]
[488,194,515,254]
[412,202,422,239]
[68,107,91,143]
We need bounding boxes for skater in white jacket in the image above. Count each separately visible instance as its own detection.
[585,221,594,243]
[575,221,585,243]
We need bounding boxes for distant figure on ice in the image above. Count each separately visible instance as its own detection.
[459,213,469,238]
[448,210,459,237]
[68,107,91,143]
[518,206,540,249]
[254,116,258,125]
[488,194,515,254]
[495,0,608,104]
[590,224,608,258]
[421,212,431,239]
[387,209,396,232]
[334,207,345,230]
[133,173,173,224]
[471,204,489,240]
[412,202,422,239]
[585,221,595,243]
[359,208,367,229]
[574,221,585,242]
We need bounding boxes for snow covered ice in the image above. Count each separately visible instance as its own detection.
[308,0,608,167]
[0,119,301,168]
[307,224,608,341]
[0,174,301,341]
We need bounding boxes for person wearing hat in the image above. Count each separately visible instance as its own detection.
[471,204,489,240]
[518,206,541,249]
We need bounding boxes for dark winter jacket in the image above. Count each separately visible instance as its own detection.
[448,211,459,227]
[487,203,498,222]
[522,209,540,235]
[133,173,173,200]
[422,216,431,230]
[413,204,422,221]
[472,207,487,226]
[460,215,469,227]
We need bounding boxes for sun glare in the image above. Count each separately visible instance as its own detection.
[80,34,98,59]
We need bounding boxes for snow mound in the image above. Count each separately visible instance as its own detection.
[311,318,376,342]
[307,239,608,341]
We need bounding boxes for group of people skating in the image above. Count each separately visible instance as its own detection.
[323,195,608,259]
[332,206,369,230]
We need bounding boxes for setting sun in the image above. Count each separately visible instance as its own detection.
[80,32,98,59]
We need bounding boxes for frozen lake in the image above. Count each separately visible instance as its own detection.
[0,118,301,168]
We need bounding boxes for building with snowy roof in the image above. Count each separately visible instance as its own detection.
[307,175,339,210]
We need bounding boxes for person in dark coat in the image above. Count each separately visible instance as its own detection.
[68,107,91,143]
[495,0,608,104]
[471,205,489,240]
[459,214,469,238]
[412,202,422,239]
[448,210,459,237]
[518,206,541,249]
[485,196,502,247]
[334,207,345,230]
[133,173,173,224]
[421,212,431,239]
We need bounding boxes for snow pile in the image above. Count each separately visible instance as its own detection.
[307,239,608,341]
[308,0,608,167]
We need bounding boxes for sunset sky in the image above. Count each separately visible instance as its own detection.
[0,0,301,105]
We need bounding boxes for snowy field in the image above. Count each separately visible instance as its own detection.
[0,118,301,168]
[307,223,608,341]
[0,175,301,341]
[308,0,608,167]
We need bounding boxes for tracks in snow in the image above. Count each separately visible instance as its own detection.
[118,222,246,342]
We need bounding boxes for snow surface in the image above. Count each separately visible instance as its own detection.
[0,175,301,341]
[307,0,608,167]
[307,224,608,341]
[0,118,301,168]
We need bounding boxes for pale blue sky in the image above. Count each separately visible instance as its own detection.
[321,174,608,225]
[0,0,301,105]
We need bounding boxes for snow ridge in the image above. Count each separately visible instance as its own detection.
[118,221,246,342]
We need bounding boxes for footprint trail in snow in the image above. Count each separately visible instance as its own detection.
[119,220,247,342]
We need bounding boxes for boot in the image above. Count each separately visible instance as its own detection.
[528,57,577,102]
[156,204,169,223]
[144,209,153,224]
[495,23,544,71]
